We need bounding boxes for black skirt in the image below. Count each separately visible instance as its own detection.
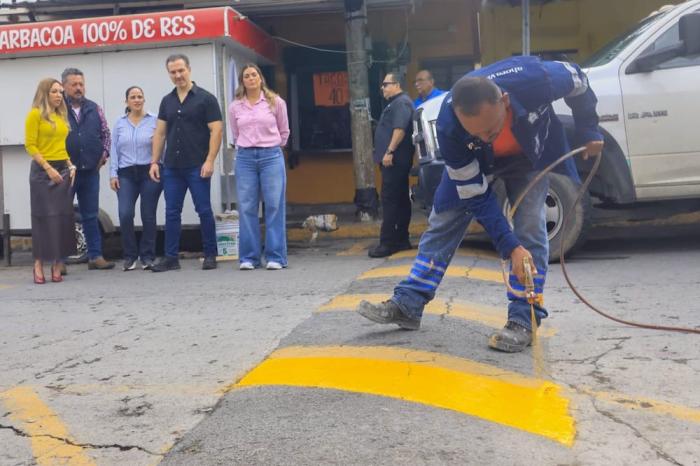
[29,160,77,261]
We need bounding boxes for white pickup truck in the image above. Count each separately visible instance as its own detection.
[412,0,700,260]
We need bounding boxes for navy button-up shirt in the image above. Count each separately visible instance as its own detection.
[157,83,222,169]
[373,92,414,164]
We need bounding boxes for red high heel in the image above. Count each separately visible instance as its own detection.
[51,263,63,283]
[34,268,45,285]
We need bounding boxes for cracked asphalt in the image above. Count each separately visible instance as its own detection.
[2,228,700,466]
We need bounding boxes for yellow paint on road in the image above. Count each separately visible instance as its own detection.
[359,264,503,282]
[0,386,95,466]
[232,345,575,445]
[336,239,373,256]
[579,387,700,424]
[318,293,556,337]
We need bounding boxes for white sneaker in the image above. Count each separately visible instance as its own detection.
[239,262,255,270]
[266,261,283,270]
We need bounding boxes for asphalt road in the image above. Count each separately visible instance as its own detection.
[1,227,699,466]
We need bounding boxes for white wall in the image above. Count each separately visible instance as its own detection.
[1,44,224,230]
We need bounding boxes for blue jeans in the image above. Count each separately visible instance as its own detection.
[235,147,287,266]
[73,169,102,260]
[162,166,217,258]
[117,165,163,262]
[392,168,549,330]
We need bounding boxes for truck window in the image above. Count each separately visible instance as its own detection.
[637,8,700,70]
[582,11,667,68]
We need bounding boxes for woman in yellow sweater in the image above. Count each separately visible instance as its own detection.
[25,78,77,284]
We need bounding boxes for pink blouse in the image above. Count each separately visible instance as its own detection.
[228,93,290,148]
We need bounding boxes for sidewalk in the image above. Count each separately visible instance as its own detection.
[286,202,429,243]
[0,203,434,266]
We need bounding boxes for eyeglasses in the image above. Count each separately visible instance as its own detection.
[381,81,398,88]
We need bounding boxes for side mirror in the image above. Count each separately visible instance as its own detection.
[626,12,700,74]
[679,12,700,55]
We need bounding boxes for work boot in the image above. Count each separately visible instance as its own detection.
[357,300,421,330]
[488,321,532,353]
[88,257,115,270]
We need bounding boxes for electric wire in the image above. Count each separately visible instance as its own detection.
[503,146,700,335]
[272,7,411,66]
[271,36,351,54]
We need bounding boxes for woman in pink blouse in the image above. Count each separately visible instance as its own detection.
[228,63,290,270]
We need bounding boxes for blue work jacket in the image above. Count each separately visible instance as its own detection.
[433,56,603,258]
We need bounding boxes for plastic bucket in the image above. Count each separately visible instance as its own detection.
[215,215,239,259]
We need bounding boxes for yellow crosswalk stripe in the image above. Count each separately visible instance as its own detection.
[318,294,556,337]
[232,345,575,446]
[358,264,503,282]
[0,386,95,465]
[336,240,374,256]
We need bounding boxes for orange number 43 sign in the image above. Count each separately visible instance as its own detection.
[313,71,349,107]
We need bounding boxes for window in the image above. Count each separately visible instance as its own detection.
[285,46,353,152]
[583,12,665,68]
[637,8,700,70]
[293,68,352,151]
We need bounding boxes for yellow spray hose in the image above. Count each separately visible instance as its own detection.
[501,146,700,335]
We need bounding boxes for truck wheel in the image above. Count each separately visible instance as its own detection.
[496,173,592,263]
[74,221,87,256]
[67,216,88,264]
[545,173,592,262]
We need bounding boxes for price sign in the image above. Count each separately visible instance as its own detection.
[313,71,349,107]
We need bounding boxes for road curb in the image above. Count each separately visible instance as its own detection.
[287,218,429,242]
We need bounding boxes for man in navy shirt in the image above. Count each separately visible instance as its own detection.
[358,56,604,353]
[368,71,415,258]
[149,53,223,272]
[413,70,446,107]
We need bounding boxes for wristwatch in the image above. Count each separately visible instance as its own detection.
[386,149,394,155]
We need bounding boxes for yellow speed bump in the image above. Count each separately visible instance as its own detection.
[359,264,503,283]
[232,345,575,446]
[0,386,96,466]
[317,294,556,337]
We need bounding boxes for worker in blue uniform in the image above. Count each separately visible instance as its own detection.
[358,56,604,352]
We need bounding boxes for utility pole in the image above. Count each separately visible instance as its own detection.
[522,0,530,56]
[344,0,378,220]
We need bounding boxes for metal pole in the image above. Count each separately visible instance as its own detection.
[344,0,378,220]
[3,213,10,267]
[522,0,530,56]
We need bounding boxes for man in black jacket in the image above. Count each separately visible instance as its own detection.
[62,67,114,270]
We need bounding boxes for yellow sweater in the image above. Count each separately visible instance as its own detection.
[24,108,70,161]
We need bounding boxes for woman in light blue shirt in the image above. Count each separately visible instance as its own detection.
[110,86,162,271]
